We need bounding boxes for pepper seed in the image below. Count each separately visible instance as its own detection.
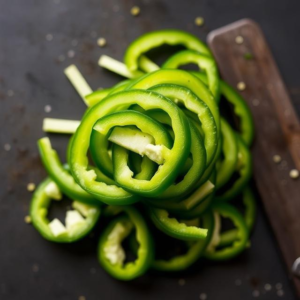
[237,82,246,91]
[289,169,299,179]
[131,6,140,16]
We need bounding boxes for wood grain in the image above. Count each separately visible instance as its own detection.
[208,19,300,298]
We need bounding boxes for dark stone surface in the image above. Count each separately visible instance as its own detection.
[0,0,299,299]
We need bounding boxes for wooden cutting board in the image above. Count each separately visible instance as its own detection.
[207,19,300,297]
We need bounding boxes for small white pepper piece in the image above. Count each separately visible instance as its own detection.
[235,35,244,44]
[27,183,36,192]
[131,6,140,16]
[195,17,204,27]
[289,169,299,179]
[97,38,107,47]
[24,215,32,224]
[237,82,246,91]
[273,155,282,163]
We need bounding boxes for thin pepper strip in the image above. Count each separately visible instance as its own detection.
[152,210,214,271]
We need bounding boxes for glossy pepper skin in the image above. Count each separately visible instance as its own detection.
[30,178,101,243]
[219,186,256,247]
[124,29,212,72]
[193,71,254,146]
[90,110,172,179]
[215,135,252,202]
[98,206,154,280]
[70,89,191,200]
[127,69,220,165]
[38,137,98,205]
[152,210,214,272]
[205,203,249,260]
[162,50,220,102]
[216,118,238,190]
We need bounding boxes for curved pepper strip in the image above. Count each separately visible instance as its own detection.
[205,203,249,260]
[30,178,101,243]
[124,29,212,72]
[152,210,214,271]
[193,71,254,146]
[216,118,238,189]
[127,70,219,165]
[148,169,216,212]
[70,89,191,201]
[98,206,154,280]
[162,50,220,102]
[215,135,252,202]
[91,110,172,177]
[148,206,208,241]
[38,137,98,205]
[219,186,256,247]
[141,106,207,199]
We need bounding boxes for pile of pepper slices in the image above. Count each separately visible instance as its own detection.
[31,29,256,279]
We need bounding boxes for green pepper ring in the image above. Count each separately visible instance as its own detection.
[70,89,191,201]
[30,178,101,243]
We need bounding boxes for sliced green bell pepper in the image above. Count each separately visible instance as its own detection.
[98,206,153,280]
[30,178,101,243]
[124,29,211,72]
[162,50,220,102]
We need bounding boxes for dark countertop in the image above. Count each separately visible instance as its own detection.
[0,0,299,299]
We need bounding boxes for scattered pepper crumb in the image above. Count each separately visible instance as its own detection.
[130,6,140,16]
[7,90,14,97]
[264,283,272,291]
[27,183,36,192]
[199,293,207,300]
[24,215,32,224]
[78,296,86,300]
[4,143,11,151]
[97,38,107,47]
[45,34,53,41]
[178,278,186,286]
[273,155,282,163]
[44,105,52,113]
[289,169,299,179]
[244,52,253,60]
[237,82,246,91]
[235,35,244,44]
[195,17,204,27]
[67,50,75,58]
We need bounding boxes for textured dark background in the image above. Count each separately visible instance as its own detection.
[0,0,300,299]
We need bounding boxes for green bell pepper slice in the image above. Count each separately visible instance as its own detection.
[91,110,172,177]
[140,106,207,199]
[98,206,153,280]
[148,206,208,241]
[216,118,238,189]
[124,29,211,72]
[219,186,256,247]
[162,50,220,102]
[152,210,214,271]
[70,89,191,200]
[205,203,249,260]
[30,178,101,243]
[193,71,254,146]
[127,70,219,165]
[216,135,252,202]
[38,137,98,205]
